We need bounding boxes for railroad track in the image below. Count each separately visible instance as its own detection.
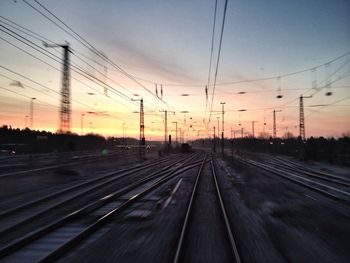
[269,156,350,186]
[0,150,98,168]
[0,154,186,244]
[0,150,148,178]
[0,153,203,262]
[173,155,241,263]
[235,155,350,201]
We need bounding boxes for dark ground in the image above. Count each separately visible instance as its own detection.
[1,150,349,262]
[217,155,350,263]
[68,153,350,262]
[0,149,159,211]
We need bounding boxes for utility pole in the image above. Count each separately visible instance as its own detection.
[81,113,85,135]
[273,110,282,138]
[241,127,244,138]
[220,102,226,156]
[179,128,183,144]
[216,117,220,137]
[160,110,175,151]
[29,97,36,129]
[165,110,167,146]
[172,121,178,147]
[44,42,71,133]
[213,126,216,152]
[299,95,312,140]
[299,96,304,140]
[139,99,145,160]
[140,98,145,146]
[230,127,234,161]
[273,110,276,138]
[25,115,29,128]
[216,116,220,154]
[251,121,258,138]
[180,111,189,143]
[122,123,126,146]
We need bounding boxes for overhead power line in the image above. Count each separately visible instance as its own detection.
[306,95,350,117]
[277,57,350,110]
[0,17,159,111]
[1,15,159,111]
[216,51,350,86]
[209,0,228,120]
[0,71,140,126]
[0,86,58,109]
[0,24,131,101]
[138,50,350,88]
[0,15,150,102]
[206,0,218,111]
[0,24,147,111]
[0,65,137,123]
[24,0,176,111]
[7,4,348,97]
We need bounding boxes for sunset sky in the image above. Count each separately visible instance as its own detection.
[0,0,349,140]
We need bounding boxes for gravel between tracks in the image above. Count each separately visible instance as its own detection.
[216,156,350,263]
[4,151,348,262]
[62,163,199,263]
[0,150,160,211]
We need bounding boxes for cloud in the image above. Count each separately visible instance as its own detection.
[100,35,199,84]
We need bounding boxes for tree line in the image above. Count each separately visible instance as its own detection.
[192,136,350,166]
[0,125,138,154]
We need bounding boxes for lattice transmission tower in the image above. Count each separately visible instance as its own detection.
[299,95,312,140]
[44,42,71,133]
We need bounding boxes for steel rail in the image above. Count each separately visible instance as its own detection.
[37,154,203,263]
[250,158,350,197]
[0,154,176,218]
[236,156,350,200]
[267,159,350,187]
[271,157,350,185]
[0,154,202,260]
[173,155,207,263]
[0,155,188,238]
[0,149,149,178]
[211,157,241,263]
[173,155,241,263]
